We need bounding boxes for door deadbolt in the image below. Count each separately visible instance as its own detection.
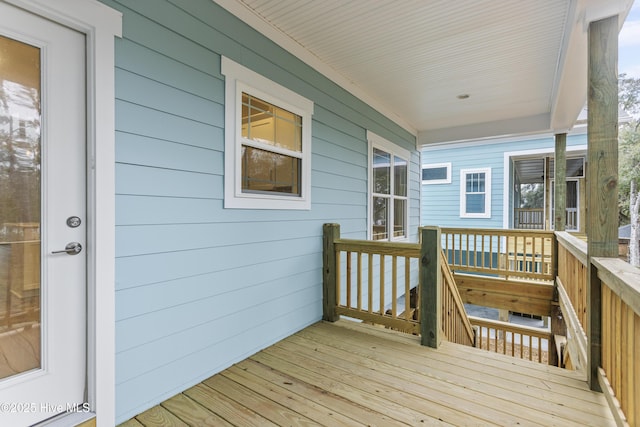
[66,216,81,228]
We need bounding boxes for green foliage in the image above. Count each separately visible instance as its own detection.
[618,74,640,224]
[619,73,640,118]
[519,183,544,209]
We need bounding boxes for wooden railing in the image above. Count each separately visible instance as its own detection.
[334,237,422,335]
[555,232,640,425]
[555,232,588,373]
[1,240,41,329]
[440,250,475,347]
[591,257,640,426]
[441,227,555,281]
[556,232,588,330]
[514,208,544,229]
[469,316,551,363]
[324,223,638,424]
[322,224,474,348]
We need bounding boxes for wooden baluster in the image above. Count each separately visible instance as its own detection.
[380,255,385,314]
[357,252,362,310]
[368,253,373,314]
[346,251,352,308]
[405,257,410,321]
[391,256,397,318]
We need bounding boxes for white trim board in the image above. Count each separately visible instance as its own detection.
[4,1,122,426]
[421,127,588,151]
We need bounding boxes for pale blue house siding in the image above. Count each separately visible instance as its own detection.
[421,133,587,228]
[101,0,419,422]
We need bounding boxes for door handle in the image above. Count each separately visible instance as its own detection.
[51,242,82,255]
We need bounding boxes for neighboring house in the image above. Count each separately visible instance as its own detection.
[421,128,588,233]
[619,223,640,261]
[0,1,632,426]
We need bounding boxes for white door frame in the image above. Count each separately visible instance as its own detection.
[4,1,121,425]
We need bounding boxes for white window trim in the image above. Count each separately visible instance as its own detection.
[221,56,314,210]
[422,162,451,184]
[367,131,410,241]
[4,1,121,426]
[460,167,491,218]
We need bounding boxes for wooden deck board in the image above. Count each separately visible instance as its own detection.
[285,329,594,426]
[313,322,614,419]
[119,320,614,427]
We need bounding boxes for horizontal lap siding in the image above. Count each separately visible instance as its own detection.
[420,133,587,229]
[102,0,418,422]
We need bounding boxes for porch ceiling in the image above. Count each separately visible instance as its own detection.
[215,0,633,144]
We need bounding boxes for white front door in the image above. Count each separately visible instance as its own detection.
[0,3,87,425]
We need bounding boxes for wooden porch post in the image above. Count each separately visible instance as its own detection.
[587,15,618,391]
[554,133,567,232]
[550,133,567,366]
[420,226,442,348]
[323,223,340,322]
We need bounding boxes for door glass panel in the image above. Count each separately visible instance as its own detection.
[0,35,41,380]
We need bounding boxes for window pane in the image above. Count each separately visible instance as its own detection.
[275,114,302,152]
[422,167,447,181]
[373,148,390,194]
[394,156,407,197]
[393,199,406,237]
[0,35,42,378]
[372,196,389,240]
[242,93,302,152]
[466,194,485,213]
[242,145,300,195]
[466,172,485,192]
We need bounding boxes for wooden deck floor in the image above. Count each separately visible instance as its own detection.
[119,320,615,427]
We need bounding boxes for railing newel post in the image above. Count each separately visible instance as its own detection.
[420,226,442,348]
[322,223,340,322]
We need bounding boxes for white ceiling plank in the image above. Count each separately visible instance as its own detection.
[220,0,634,144]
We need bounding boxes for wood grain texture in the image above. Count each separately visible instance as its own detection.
[119,320,616,427]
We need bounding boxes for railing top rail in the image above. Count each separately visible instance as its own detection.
[334,238,421,257]
[441,227,555,237]
[555,231,588,266]
[591,256,640,316]
[468,316,552,338]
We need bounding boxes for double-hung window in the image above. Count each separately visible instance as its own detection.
[221,56,314,209]
[369,132,409,240]
[460,168,491,218]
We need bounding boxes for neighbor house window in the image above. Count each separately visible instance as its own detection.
[422,163,451,184]
[369,131,409,240]
[221,56,314,209]
[460,168,491,218]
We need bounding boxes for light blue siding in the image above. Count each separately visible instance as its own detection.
[421,133,587,229]
[102,0,419,422]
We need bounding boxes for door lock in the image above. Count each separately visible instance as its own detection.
[66,216,81,228]
[51,242,82,255]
